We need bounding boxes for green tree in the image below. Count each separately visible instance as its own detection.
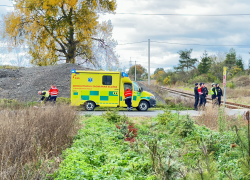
[175,49,197,71]
[3,0,116,66]
[236,55,244,70]
[128,64,146,79]
[224,48,236,69]
[154,68,164,75]
[198,50,212,74]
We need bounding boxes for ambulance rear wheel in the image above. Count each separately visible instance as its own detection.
[138,101,149,111]
[85,101,95,111]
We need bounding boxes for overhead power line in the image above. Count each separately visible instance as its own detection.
[117,41,250,47]
[1,5,250,16]
[118,41,148,45]
[115,13,250,16]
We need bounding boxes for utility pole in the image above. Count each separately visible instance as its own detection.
[148,39,150,85]
[223,67,227,108]
[129,57,132,69]
[135,61,136,81]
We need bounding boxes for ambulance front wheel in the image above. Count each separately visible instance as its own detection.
[137,101,149,111]
[85,101,95,111]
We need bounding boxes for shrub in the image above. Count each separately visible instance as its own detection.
[227,81,235,89]
[163,76,171,85]
[102,109,128,123]
[0,105,79,179]
[188,75,208,84]
[207,73,217,82]
[157,109,174,125]
[56,97,71,104]
[175,115,195,137]
[115,121,138,143]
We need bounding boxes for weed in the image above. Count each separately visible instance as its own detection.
[175,115,195,137]
[102,108,128,123]
[157,109,174,125]
[0,105,79,179]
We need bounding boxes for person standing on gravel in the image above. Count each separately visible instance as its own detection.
[199,83,205,107]
[124,86,133,111]
[49,84,59,104]
[211,83,218,105]
[203,83,208,106]
[194,83,199,110]
[216,84,223,106]
[38,91,50,103]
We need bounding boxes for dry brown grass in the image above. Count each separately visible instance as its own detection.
[195,105,245,131]
[0,104,80,180]
[167,96,194,108]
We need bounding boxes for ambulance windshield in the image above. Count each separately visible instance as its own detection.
[133,82,140,91]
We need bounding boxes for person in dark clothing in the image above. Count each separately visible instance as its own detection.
[199,83,205,107]
[211,83,218,106]
[216,84,223,106]
[124,87,133,111]
[194,83,199,110]
[203,83,208,106]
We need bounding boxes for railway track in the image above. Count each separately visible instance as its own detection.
[160,86,250,109]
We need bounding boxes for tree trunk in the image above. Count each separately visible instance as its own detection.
[66,8,75,64]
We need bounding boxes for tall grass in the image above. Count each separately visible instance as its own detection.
[195,105,244,131]
[0,105,79,180]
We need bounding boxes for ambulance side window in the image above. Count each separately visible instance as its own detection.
[103,76,112,85]
[124,83,132,91]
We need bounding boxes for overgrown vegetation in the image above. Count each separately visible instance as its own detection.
[0,97,71,110]
[0,105,80,179]
[153,48,246,86]
[54,108,250,179]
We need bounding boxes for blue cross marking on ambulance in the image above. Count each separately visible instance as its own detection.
[88,77,93,83]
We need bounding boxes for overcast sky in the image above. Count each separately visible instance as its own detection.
[1,0,250,72]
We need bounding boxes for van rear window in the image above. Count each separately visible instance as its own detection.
[102,76,112,85]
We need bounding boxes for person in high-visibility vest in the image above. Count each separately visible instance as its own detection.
[216,84,223,106]
[38,91,50,103]
[210,83,218,105]
[49,84,59,104]
[124,87,133,111]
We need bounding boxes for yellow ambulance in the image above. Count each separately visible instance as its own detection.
[71,70,156,111]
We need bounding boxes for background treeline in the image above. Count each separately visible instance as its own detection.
[151,48,247,86]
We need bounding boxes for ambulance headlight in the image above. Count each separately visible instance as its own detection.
[71,69,76,73]
[150,96,155,99]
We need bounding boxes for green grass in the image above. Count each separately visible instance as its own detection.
[52,116,155,180]
[52,109,248,179]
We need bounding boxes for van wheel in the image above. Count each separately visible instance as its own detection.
[85,101,95,111]
[138,101,149,111]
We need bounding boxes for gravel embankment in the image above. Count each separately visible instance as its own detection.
[137,82,165,104]
[0,64,87,102]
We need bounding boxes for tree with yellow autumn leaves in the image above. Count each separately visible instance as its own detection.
[3,0,117,66]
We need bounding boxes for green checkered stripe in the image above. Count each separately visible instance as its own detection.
[73,90,119,105]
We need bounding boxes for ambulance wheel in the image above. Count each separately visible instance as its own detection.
[85,101,95,111]
[138,101,149,111]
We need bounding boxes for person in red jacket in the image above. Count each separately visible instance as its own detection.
[124,87,133,111]
[49,84,59,104]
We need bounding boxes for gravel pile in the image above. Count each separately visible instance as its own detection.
[0,64,87,102]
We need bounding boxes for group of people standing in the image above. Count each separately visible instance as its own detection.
[194,82,223,110]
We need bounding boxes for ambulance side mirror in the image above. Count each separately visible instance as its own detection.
[139,87,143,92]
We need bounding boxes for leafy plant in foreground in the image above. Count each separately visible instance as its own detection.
[116,121,138,143]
